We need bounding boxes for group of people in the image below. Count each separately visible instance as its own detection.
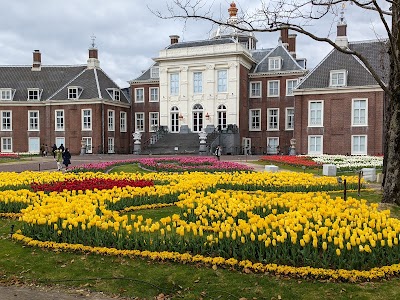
[51,143,71,171]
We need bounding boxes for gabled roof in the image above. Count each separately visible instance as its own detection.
[0,65,129,103]
[130,62,159,83]
[297,40,389,90]
[252,45,306,74]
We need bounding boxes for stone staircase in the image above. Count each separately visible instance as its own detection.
[141,133,202,155]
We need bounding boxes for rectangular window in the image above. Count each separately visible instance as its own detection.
[267,137,279,154]
[68,87,82,99]
[268,57,281,70]
[149,112,159,132]
[268,80,279,97]
[330,70,347,87]
[120,112,127,132]
[170,73,179,95]
[267,108,279,131]
[108,110,115,131]
[28,111,39,131]
[249,109,261,131]
[250,82,261,97]
[82,137,92,154]
[193,72,203,94]
[82,109,92,131]
[135,112,145,132]
[151,67,159,79]
[55,110,64,131]
[0,89,12,100]
[308,135,323,155]
[217,70,227,93]
[308,101,323,127]
[352,135,367,155]
[1,111,12,131]
[149,87,159,102]
[1,137,12,152]
[286,79,298,96]
[352,99,368,126]
[108,137,115,154]
[285,108,295,130]
[135,88,144,103]
[28,89,41,101]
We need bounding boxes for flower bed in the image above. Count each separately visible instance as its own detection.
[260,155,319,168]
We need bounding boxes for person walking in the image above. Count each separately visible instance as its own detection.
[52,144,57,159]
[56,149,63,171]
[62,148,71,170]
[58,143,65,153]
[215,145,222,161]
[40,144,45,157]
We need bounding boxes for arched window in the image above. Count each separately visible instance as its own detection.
[217,104,227,131]
[192,104,203,132]
[170,106,180,132]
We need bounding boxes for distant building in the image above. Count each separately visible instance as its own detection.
[129,2,308,154]
[294,13,388,155]
[0,46,131,155]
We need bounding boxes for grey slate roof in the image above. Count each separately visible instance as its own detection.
[167,38,236,49]
[0,65,129,103]
[297,40,389,89]
[252,45,305,73]
[133,62,159,82]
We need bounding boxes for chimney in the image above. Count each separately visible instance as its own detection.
[288,34,297,58]
[169,35,180,45]
[335,12,348,48]
[280,27,289,49]
[32,50,41,71]
[87,47,100,69]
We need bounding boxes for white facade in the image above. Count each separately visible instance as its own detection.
[155,42,255,133]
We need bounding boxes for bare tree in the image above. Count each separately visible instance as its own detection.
[154,0,399,204]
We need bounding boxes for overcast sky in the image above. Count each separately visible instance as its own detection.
[0,0,389,88]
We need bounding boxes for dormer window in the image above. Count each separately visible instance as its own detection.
[150,67,159,79]
[27,89,42,101]
[268,57,282,71]
[106,88,120,101]
[330,70,347,87]
[68,86,83,100]
[0,89,14,101]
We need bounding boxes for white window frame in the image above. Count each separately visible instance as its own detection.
[308,100,324,127]
[1,111,12,131]
[135,88,144,103]
[267,108,279,131]
[55,109,64,131]
[330,70,347,87]
[352,99,368,126]
[68,86,83,100]
[135,112,145,132]
[108,110,115,132]
[352,135,367,155]
[82,109,92,131]
[268,57,281,70]
[149,87,159,102]
[170,73,179,95]
[120,111,127,132]
[108,137,115,154]
[267,80,280,97]
[106,88,120,101]
[150,66,159,79]
[193,72,203,94]
[82,137,92,154]
[27,88,42,101]
[267,137,280,154]
[249,109,261,131]
[0,89,13,101]
[1,137,12,152]
[285,107,295,130]
[28,110,39,131]
[286,79,298,96]
[149,112,159,132]
[217,69,227,93]
[250,81,262,98]
[308,135,323,155]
